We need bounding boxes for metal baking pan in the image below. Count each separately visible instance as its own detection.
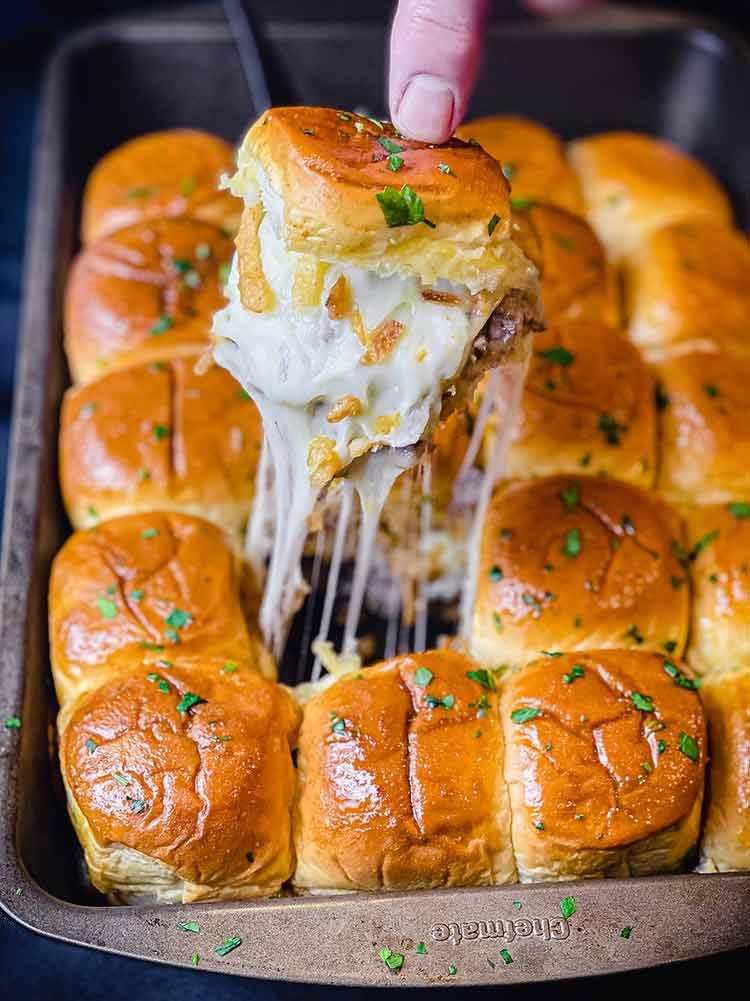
[1,3,749,986]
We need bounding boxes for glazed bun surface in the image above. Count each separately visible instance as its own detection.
[698,672,750,873]
[504,320,656,486]
[59,356,262,536]
[49,511,266,706]
[471,475,689,668]
[59,663,300,902]
[656,350,750,505]
[686,505,750,677]
[568,131,732,263]
[626,221,750,359]
[65,218,233,384]
[456,115,582,215]
[82,129,239,244]
[293,650,515,891]
[502,649,706,880]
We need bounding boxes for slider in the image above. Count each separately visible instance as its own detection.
[81,128,240,244]
[568,131,732,263]
[58,663,300,902]
[502,649,707,880]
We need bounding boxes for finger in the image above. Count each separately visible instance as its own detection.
[389,0,490,144]
[525,0,603,14]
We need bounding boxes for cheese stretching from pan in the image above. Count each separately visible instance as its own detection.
[212,107,541,650]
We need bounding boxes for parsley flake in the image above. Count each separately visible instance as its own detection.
[215,936,242,957]
[537,346,575,366]
[96,596,118,619]
[729,501,750,519]
[621,926,632,939]
[511,707,542,724]
[488,213,501,236]
[425,693,455,710]
[631,692,654,712]
[560,481,580,509]
[165,608,191,631]
[85,737,97,752]
[176,692,206,715]
[500,949,513,965]
[178,921,200,933]
[466,669,496,691]
[413,667,433,688]
[510,197,536,210]
[416,942,427,955]
[4,716,21,729]
[437,163,453,175]
[563,664,584,684]
[379,947,404,972]
[501,163,516,181]
[151,315,173,335]
[678,731,699,761]
[376,185,434,228]
[560,896,576,920]
[562,527,581,558]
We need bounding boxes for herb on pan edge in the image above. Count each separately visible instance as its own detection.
[621,927,632,939]
[416,942,427,955]
[500,949,513,965]
[215,937,242,957]
[379,947,404,972]
[4,717,21,729]
[560,896,576,920]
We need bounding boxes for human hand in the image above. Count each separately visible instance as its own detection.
[389,0,603,143]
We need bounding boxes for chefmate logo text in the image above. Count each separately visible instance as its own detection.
[429,917,571,947]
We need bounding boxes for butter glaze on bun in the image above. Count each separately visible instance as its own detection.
[698,672,750,872]
[686,505,750,677]
[49,511,270,706]
[81,129,240,245]
[502,650,706,880]
[59,356,262,537]
[293,650,515,891]
[657,350,750,505]
[471,475,689,669]
[504,320,656,486]
[65,218,234,384]
[59,663,300,902]
[456,115,583,215]
[626,221,750,360]
[568,131,732,263]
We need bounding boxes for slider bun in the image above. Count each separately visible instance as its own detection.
[502,650,706,880]
[685,505,750,677]
[49,511,271,706]
[504,320,656,487]
[656,349,750,505]
[59,356,262,537]
[58,663,300,902]
[511,202,619,327]
[626,221,750,359]
[697,672,750,872]
[65,218,234,384]
[81,129,239,245]
[236,107,535,294]
[568,131,732,263]
[293,650,515,891]
[471,475,689,669]
[456,115,583,215]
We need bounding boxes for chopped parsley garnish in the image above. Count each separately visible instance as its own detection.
[663,661,700,690]
[703,383,719,398]
[377,135,404,155]
[178,921,200,933]
[631,692,654,712]
[221,662,238,674]
[562,527,581,559]
[4,716,21,729]
[125,186,158,199]
[190,953,199,967]
[85,737,97,752]
[302,128,315,136]
[542,650,562,658]
[621,926,632,939]
[425,694,455,710]
[493,612,503,633]
[151,314,173,335]
[128,797,147,813]
[153,424,170,440]
[173,258,192,274]
[641,761,653,775]
[147,674,171,694]
[657,740,667,754]
[500,527,513,540]
[678,731,699,761]
[625,624,644,644]
[180,177,196,195]
[437,162,453,175]
[500,949,513,965]
[466,669,496,691]
[691,530,719,560]
[219,261,231,285]
[176,692,206,715]
[729,501,750,519]
[501,162,516,181]
[96,596,118,619]
[580,452,592,467]
[654,382,670,411]
[511,707,542,724]
[195,242,211,261]
[337,112,352,121]
[111,772,129,786]
[598,412,626,445]
[537,346,575,366]
[140,642,164,651]
[330,716,346,734]
[510,197,536,210]
[488,213,501,236]
[376,185,434,228]
[560,481,580,510]
[165,608,191,631]
[379,947,404,972]
[413,667,433,688]
[215,936,242,957]
[387,154,404,171]
[447,965,457,976]
[80,402,97,416]
[489,564,503,581]
[513,900,522,909]
[563,664,584,684]
[416,942,427,955]
[560,896,576,920]
[354,121,365,134]
[535,821,545,830]
[129,590,144,601]
[663,640,677,653]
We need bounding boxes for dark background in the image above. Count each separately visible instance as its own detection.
[1,1,749,997]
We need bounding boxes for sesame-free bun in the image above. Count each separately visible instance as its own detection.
[49,511,272,706]
[656,350,750,505]
[58,663,300,902]
[232,106,536,295]
[81,129,240,245]
[511,202,619,327]
[471,475,689,669]
[502,649,706,881]
[685,505,750,677]
[626,221,750,359]
[697,672,750,873]
[59,356,261,537]
[293,650,515,891]
[456,115,582,215]
[568,131,732,263]
[64,218,234,384]
[504,320,656,486]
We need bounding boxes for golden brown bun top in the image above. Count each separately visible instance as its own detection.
[65,218,234,384]
[456,115,582,215]
[502,649,706,847]
[60,663,299,886]
[234,107,536,294]
[473,475,688,664]
[82,129,240,244]
[50,512,255,702]
[512,202,619,326]
[298,650,504,883]
[59,355,262,526]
